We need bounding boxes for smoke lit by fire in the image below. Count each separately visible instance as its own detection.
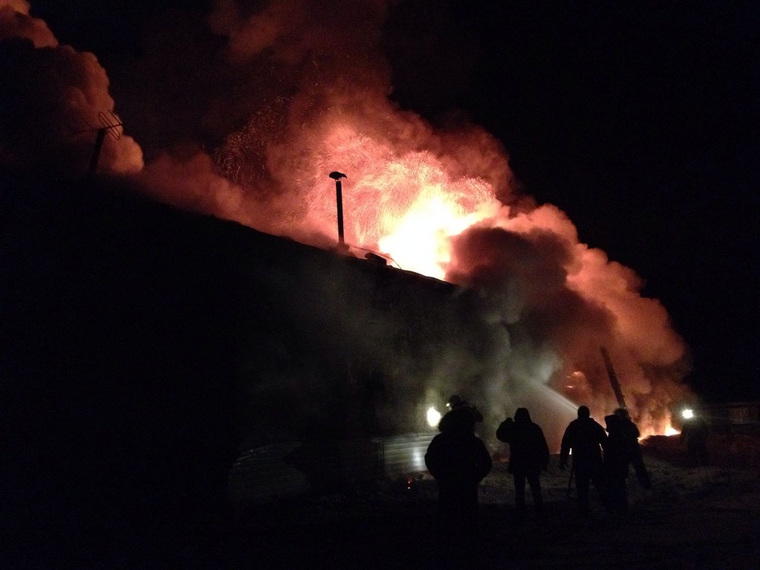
[1,1,690,443]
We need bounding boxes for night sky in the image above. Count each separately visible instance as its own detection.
[15,0,760,402]
[386,1,760,403]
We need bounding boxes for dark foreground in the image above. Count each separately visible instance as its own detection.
[197,445,760,570]
[6,441,760,568]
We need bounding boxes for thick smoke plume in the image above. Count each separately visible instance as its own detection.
[0,1,142,174]
[2,1,691,445]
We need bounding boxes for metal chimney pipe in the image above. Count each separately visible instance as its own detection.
[329,171,347,247]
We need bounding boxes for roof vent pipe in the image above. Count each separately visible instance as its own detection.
[329,171,347,248]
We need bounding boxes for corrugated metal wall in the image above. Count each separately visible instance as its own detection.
[228,442,310,503]
[705,401,760,431]
[378,433,436,478]
[229,433,437,504]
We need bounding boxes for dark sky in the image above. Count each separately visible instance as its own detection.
[433,2,760,403]
[26,0,760,402]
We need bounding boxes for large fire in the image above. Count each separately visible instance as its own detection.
[267,110,687,433]
[1,0,692,441]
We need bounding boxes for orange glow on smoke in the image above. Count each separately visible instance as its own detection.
[1,0,691,445]
[306,122,500,277]
[292,118,686,438]
[379,192,498,278]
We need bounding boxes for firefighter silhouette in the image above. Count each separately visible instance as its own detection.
[496,407,550,520]
[560,406,607,514]
[426,405,492,560]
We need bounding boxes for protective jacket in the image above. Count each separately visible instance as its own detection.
[497,409,549,475]
[560,416,607,469]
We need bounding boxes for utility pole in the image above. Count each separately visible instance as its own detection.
[71,110,123,176]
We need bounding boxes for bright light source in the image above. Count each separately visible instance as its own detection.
[426,406,442,428]
[681,408,694,420]
[664,426,679,436]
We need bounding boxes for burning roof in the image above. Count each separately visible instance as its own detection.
[0,1,692,442]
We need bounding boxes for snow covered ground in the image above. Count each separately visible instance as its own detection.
[217,435,760,569]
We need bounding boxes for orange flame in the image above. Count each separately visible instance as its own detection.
[304,122,500,278]
[269,114,688,438]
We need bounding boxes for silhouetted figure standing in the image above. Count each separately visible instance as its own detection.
[615,408,651,490]
[603,413,631,514]
[681,415,709,465]
[496,408,550,520]
[426,406,492,561]
[560,406,607,514]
